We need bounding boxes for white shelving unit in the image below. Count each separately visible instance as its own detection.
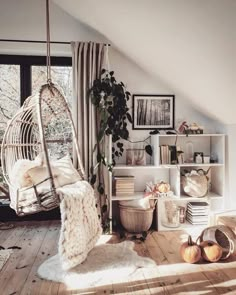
[109,134,225,233]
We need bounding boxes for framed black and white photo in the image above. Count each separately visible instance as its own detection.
[132,94,175,130]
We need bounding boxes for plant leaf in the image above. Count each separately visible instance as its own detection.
[97,153,102,163]
[126,113,132,123]
[98,186,105,195]
[145,145,153,156]
[90,174,97,185]
[149,129,160,135]
[102,204,107,213]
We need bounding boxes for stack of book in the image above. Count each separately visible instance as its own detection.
[114,175,135,196]
[186,201,210,225]
[160,145,177,164]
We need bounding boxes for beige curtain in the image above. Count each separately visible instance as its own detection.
[71,42,108,220]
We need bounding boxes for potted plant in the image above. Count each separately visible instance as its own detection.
[89,69,132,231]
[89,69,132,174]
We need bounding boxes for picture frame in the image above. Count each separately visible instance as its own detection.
[132,94,175,130]
[194,152,204,164]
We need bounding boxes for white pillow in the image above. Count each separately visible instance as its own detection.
[10,154,44,188]
[52,155,81,187]
[27,155,81,188]
[27,166,58,187]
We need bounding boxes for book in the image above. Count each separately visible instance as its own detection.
[116,192,134,196]
[186,213,208,221]
[160,145,178,164]
[187,210,209,216]
[114,176,135,179]
[187,201,209,207]
[169,145,177,164]
[160,145,170,164]
[116,190,134,193]
[186,218,208,225]
[116,186,135,189]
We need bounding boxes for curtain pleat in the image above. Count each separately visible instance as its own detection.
[71,41,106,217]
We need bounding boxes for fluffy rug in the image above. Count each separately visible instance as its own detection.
[0,249,12,271]
[37,241,156,289]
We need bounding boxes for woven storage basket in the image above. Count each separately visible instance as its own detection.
[181,174,208,198]
[119,205,154,233]
[197,225,236,260]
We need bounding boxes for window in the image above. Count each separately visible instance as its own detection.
[0,64,20,139]
[0,55,72,141]
[0,55,72,190]
[32,66,73,107]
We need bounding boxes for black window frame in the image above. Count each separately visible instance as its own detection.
[0,54,72,105]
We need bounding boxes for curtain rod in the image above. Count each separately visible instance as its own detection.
[0,39,110,46]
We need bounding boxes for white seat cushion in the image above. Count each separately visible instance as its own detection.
[10,154,44,188]
[27,155,81,188]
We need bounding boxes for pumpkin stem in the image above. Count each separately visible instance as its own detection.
[188,235,194,246]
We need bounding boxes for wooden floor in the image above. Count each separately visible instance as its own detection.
[1,221,236,295]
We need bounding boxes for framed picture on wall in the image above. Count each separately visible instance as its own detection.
[132,94,175,130]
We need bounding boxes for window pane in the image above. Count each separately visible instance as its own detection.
[0,65,20,140]
[32,66,73,158]
[31,66,72,108]
[0,64,20,193]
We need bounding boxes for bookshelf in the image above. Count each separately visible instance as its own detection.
[109,134,225,233]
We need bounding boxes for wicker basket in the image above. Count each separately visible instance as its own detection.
[119,205,154,233]
[197,225,236,260]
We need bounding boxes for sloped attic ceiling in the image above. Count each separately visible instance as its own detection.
[54,0,235,124]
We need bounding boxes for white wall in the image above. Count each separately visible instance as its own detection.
[54,0,236,125]
[0,0,106,56]
[0,0,222,132]
[110,49,223,142]
[225,125,236,209]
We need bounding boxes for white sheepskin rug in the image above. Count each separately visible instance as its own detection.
[37,240,156,290]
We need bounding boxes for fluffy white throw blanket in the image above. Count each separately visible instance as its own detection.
[57,181,102,270]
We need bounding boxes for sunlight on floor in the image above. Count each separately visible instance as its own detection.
[95,234,113,245]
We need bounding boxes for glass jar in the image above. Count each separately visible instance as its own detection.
[161,200,180,228]
[185,141,194,163]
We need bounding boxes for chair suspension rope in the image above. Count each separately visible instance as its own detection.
[46,0,52,84]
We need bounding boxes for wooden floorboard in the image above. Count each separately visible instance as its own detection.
[20,221,61,295]
[1,221,236,294]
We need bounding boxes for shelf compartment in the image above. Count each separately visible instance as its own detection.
[158,221,207,232]
[173,163,224,167]
[113,163,224,170]
[113,165,162,170]
[112,191,144,201]
[112,192,223,202]
[157,134,225,137]
[179,191,223,200]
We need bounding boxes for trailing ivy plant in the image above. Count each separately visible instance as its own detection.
[89,69,132,177]
[89,69,154,232]
[89,69,133,232]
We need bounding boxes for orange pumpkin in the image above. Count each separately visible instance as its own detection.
[200,240,223,262]
[180,235,201,264]
[156,181,170,193]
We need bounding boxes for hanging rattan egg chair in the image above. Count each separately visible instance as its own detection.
[1,83,85,216]
[1,0,85,216]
